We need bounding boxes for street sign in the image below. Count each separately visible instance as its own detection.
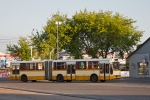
[142,56,146,63]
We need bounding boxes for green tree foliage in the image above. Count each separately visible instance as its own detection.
[7,9,143,59]
[31,12,71,59]
[6,37,31,61]
[64,9,143,58]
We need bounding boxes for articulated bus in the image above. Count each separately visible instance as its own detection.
[10,59,114,82]
[110,58,121,79]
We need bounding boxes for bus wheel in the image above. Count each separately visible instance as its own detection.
[21,75,28,82]
[57,75,64,82]
[91,75,98,82]
[100,80,106,82]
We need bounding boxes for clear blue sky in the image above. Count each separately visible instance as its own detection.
[0,0,149,53]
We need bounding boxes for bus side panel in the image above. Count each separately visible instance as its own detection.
[75,70,94,81]
[99,74,114,80]
[20,71,45,80]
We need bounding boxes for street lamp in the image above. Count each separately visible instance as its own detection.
[50,48,54,60]
[30,46,32,61]
[55,21,62,60]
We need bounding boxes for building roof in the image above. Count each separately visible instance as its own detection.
[127,37,150,59]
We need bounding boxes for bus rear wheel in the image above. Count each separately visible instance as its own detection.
[21,75,28,82]
[91,75,98,82]
[57,75,64,82]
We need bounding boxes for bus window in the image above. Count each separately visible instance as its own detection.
[54,62,66,70]
[20,63,26,70]
[88,61,98,69]
[99,64,109,73]
[12,66,16,74]
[36,63,44,70]
[26,63,30,70]
[110,64,113,75]
[30,63,35,70]
[67,64,75,74]
[99,63,104,73]
[88,61,92,69]
[54,62,56,70]
[113,62,120,70]
[72,65,75,74]
[12,65,19,74]
[57,62,66,70]
[16,65,20,74]
[76,61,86,69]
[105,64,109,73]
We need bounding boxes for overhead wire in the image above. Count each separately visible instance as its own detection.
[0,41,18,43]
[0,38,19,43]
[0,38,19,40]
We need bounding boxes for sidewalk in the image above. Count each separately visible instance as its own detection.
[119,77,150,81]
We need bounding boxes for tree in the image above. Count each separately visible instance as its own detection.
[31,12,71,59]
[6,36,31,61]
[9,10,143,60]
[64,9,143,58]
[30,30,51,60]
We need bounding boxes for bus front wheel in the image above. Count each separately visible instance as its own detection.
[91,75,98,82]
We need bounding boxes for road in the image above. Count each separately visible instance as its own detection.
[0,78,150,100]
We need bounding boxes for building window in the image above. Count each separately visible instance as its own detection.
[138,62,149,75]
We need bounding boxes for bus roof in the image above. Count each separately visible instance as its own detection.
[10,58,111,64]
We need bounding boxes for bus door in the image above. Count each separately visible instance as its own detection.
[67,64,76,80]
[99,63,106,81]
[12,65,20,80]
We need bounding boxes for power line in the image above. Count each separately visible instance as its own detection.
[0,38,19,40]
[0,41,18,43]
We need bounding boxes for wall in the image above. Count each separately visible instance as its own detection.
[129,53,150,78]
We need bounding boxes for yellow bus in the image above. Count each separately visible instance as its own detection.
[10,59,114,82]
[110,58,121,79]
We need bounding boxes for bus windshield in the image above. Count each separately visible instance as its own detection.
[112,62,120,70]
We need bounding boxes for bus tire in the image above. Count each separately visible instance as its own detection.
[57,74,64,82]
[21,75,28,82]
[91,74,98,82]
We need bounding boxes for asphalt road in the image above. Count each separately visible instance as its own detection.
[0,78,150,100]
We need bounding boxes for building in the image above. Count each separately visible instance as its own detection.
[0,52,19,69]
[127,37,150,78]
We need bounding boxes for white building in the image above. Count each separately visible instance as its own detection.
[127,37,150,78]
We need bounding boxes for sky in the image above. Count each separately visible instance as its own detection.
[0,0,149,53]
